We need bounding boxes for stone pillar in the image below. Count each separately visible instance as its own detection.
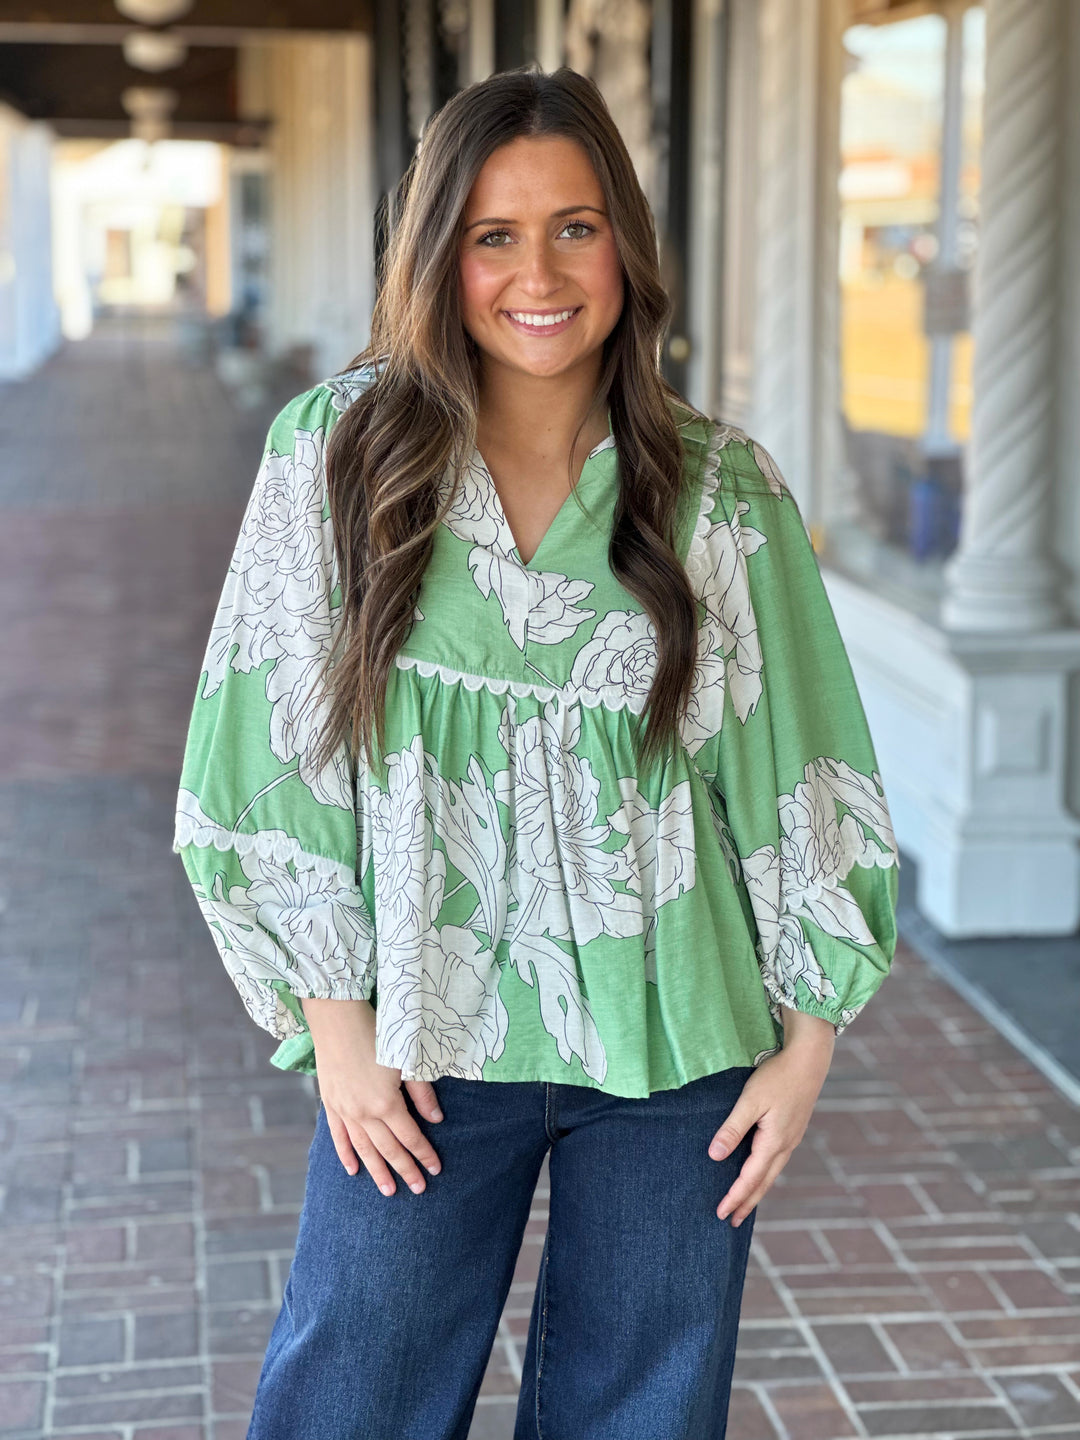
[753,0,814,501]
[468,0,496,83]
[751,0,844,521]
[941,0,1067,632]
[243,34,377,383]
[0,108,61,379]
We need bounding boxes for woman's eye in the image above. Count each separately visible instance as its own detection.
[475,220,595,247]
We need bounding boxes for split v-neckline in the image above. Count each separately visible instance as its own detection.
[473,417,616,573]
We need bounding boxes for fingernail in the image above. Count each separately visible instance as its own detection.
[431,1109,443,1121]
[380,1183,393,1196]
[426,1162,441,1175]
[710,1144,728,1159]
[409,1180,424,1194]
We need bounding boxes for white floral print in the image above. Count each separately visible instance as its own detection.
[525,570,597,646]
[175,789,375,1034]
[443,454,506,551]
[176,379,900,1095]
[370,735,439,951]
[701,499,769,724]
[509,699,639,947]
[614,776,696,976]
[423,750,510,947]
[505,928,607,1083]
[739,758,897,1016]
[200,425,351,811]
[568,610,657,712]
[467,549,596,652]
[360,734,510,1076]
[751,438,788,499]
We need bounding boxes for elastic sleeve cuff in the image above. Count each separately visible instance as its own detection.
[760,972,869,1039]
[266,974,376,1076]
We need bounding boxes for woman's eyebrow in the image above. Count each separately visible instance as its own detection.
[463,204,607,231]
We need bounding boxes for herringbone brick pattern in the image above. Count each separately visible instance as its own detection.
[0,319,1076,1440]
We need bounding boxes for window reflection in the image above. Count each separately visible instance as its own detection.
[831,7,984,609]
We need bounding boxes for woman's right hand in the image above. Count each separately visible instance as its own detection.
[300,996,443,1196]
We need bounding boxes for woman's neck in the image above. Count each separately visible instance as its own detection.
[475,361,608,465]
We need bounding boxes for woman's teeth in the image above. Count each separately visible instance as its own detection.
[505,308,578,327]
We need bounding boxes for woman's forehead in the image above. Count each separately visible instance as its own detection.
[465,136,602,209]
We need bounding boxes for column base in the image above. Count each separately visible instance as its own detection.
[941,550,1069,633]
[917,825,1080,938]
[824,567,1080,940]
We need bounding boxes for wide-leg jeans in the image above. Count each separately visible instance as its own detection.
[246,1066,758,1440]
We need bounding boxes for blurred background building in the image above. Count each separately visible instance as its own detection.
[1,0,1078,1080]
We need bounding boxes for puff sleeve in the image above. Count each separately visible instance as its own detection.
[705,431,900,1035]
[173,382,376,1075]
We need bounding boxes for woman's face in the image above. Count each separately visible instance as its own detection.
[458,135,625,383]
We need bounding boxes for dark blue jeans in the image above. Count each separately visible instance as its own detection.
[247,1067,758,1440]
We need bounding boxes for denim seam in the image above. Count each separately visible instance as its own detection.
[534,1226,551,1440]
[543,1081,559,1145]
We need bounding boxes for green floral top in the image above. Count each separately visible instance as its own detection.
[174,363,899,1098]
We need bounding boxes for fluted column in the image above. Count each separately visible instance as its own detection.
[753,0,811,495]
[941,0,1066,631]
[751,0,844,518]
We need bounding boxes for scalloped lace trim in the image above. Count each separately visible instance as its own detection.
[173,790,352,881]
[684,420,745,593]
[394,652,650,715]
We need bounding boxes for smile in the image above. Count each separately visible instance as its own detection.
[503,307,582,334]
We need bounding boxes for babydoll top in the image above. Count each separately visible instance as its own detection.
[173,363,900,1098]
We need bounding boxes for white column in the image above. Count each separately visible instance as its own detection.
[714,0,758,428]
[751,0,844,521]
[684,0,726,418]
[535,0,564,73]
[923,0,965,459]
[941,0,1067,632]
[0,107,61,380]
[753,0,813,500]
[239,34,377,386]
[468,0,496,84]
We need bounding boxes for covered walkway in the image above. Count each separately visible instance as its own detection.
[0,322,1077,1440]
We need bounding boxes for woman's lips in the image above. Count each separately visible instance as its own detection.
[502,307,582,337]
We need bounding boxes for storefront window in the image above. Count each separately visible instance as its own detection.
[830,6,984,612]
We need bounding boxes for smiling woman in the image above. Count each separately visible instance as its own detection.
[174,62,899,1440]
[460,151,620,356]
[457,134,626,564]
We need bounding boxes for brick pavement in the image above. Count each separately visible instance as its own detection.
[0,318,1077,1440]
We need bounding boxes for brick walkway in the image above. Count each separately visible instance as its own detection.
[0,319,1077,1440]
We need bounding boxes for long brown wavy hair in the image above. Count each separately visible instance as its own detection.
[317,64,712,778]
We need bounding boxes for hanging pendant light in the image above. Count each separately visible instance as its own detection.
[123,30,188,71]
[114,0,193,24]
[121,84,178,143]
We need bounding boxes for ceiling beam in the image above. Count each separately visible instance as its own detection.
[0,23,368,44]
[0,0,372,35]
[48,116,270,141]
[0,42,239,124]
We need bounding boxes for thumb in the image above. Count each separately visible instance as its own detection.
[404,1078,444,1121]
[709,1093,760,1160]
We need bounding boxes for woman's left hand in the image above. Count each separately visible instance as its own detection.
[708,1008,835,1225]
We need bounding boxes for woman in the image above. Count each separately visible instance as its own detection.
[175,65,899,1440]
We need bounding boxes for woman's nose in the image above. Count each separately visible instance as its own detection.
[516,243,563,293]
